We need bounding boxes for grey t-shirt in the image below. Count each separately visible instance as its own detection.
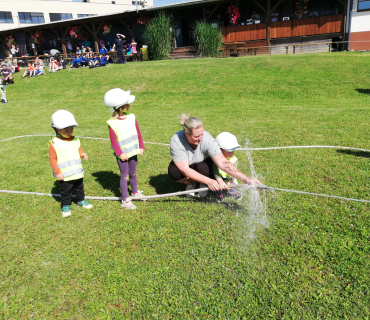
[170,130,221,165]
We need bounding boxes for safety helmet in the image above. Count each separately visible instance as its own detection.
[51,110,78,129]
[104,88,135,113]
[215,132,241,152]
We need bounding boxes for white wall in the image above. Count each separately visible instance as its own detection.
[350,0,370,33]
[0,0,153,31]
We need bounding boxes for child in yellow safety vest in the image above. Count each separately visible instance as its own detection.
[104,88,146,210]
[49,110,93,217]
[213,132,242,202]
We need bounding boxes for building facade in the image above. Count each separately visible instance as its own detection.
[348,0,370,50]
[0,0,152,31]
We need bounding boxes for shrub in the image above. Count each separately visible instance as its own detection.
[192,21,223,58]
[144,12,174,60]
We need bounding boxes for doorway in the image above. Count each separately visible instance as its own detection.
[181,17,190,46]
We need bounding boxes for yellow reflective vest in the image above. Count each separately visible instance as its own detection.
[50,137,84,181]
[107,114,140,159]
[218,155,238,179]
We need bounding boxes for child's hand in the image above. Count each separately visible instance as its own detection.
[120,153,129,161]
[81,153,88,160]
[56,173,64,181]
[139,148,144,155]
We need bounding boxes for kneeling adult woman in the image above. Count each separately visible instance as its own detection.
[168,114,261,196]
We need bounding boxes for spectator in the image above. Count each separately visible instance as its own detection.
[251,11,260,22]
[1,58,12,69]
[81,54,89,67]
[49,57,59,72]
[100,44,108,54]
[309,8,319,17]
[21,62,34,79]
[81,45,86,53]
[86,46,93,59]
[97,37,105,48]
[70,54,82,69]
[89,53,100,68]
[58,56,67,70]
[76,47,82,54]
[1,64,14,84]
[35,62,45,77]
[11,59,20,73]
[112,33,127,64]
[10,45,19,58]
[271,11,279,22]
[66,40,73,53]
[82,37,92,49]
[216,14,224,28]
[326,6,336,15]
[35,56,44,68]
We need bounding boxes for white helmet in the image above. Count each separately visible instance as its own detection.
[104,88,135,113]
[215,132,241,152]
[51,110,78,129]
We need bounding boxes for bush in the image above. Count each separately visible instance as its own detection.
[193,21,223,58]
[144,12,174,60]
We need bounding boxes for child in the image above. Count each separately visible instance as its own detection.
[49,110,93,217]
[104,88,145,209]
[213,132,242,201]
[21,62,35,79]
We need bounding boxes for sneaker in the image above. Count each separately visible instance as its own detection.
[1,99,8,104]
[21,76,25,79]
[78,199,93,209]
[198,183,208,198]
[185,183,196,198]
[62,205,71,218]
[121,198,137,209]
[131,190,146,201]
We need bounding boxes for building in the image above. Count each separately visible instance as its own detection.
[0,0,153,31]
[347,0,370,50]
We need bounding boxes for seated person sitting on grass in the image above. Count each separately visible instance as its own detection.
[70,54,82,69]
[99,44,108,54]
[90,53,109,68]
[58,56,67,70]
[1,58,12,69]
[1,64,14,84]
[11,59,20,73]
[49,57,59,72]
[21,62,35,79]
[86,47,93,58]
[81,54,89,67]
[35,62,45,77]
[89,53,100,67]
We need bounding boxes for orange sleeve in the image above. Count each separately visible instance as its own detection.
[78,148,85,156]
[49,143,61,175]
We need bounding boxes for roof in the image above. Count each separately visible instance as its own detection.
[0,0,220,34]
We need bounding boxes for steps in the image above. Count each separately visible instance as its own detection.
[168,46,200,59]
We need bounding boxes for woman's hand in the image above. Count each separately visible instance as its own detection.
[139,148,144,155]
[217,179,229,190]
[207,179,220,191]
[120,153,129,161]
[56,173,64,181]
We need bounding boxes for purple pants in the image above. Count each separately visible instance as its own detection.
[117,155,138,200]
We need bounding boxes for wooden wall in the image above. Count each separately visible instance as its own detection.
[223,14,343,42]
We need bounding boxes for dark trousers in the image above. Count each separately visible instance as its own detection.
[81,61,88,67]
[117,48,126,63]
[73,62,81,68]
[168,157,214,181]
[59,178,85,207]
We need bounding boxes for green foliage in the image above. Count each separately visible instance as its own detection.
[192,20,223,58]
[1,52,370,318]
[144,11,174,60]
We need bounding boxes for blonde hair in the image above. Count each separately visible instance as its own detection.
[111,105,129,119]
[179,113,203,135]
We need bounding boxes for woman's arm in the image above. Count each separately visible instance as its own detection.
[174,159,220,191]
[212,153,261,185]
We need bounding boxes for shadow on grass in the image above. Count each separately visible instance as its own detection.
[336,149,370,158]
[356,89,370,95]
[92,171,122,197]
[50,181,62,204]
[149,173,183,195]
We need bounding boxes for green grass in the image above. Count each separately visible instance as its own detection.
[1,52,370,318]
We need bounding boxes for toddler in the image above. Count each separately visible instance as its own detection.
[213,132,242,201]
[49,110,93,217]
[104,88,145,209]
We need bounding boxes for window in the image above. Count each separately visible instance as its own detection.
[18,12,44,24]
[77,14,97,18]
[112,1,116,4]
[50,13,73,21]
[0,11,13,23]
[358,0,370,10]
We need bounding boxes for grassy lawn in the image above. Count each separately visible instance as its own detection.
[1,52,370,318]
